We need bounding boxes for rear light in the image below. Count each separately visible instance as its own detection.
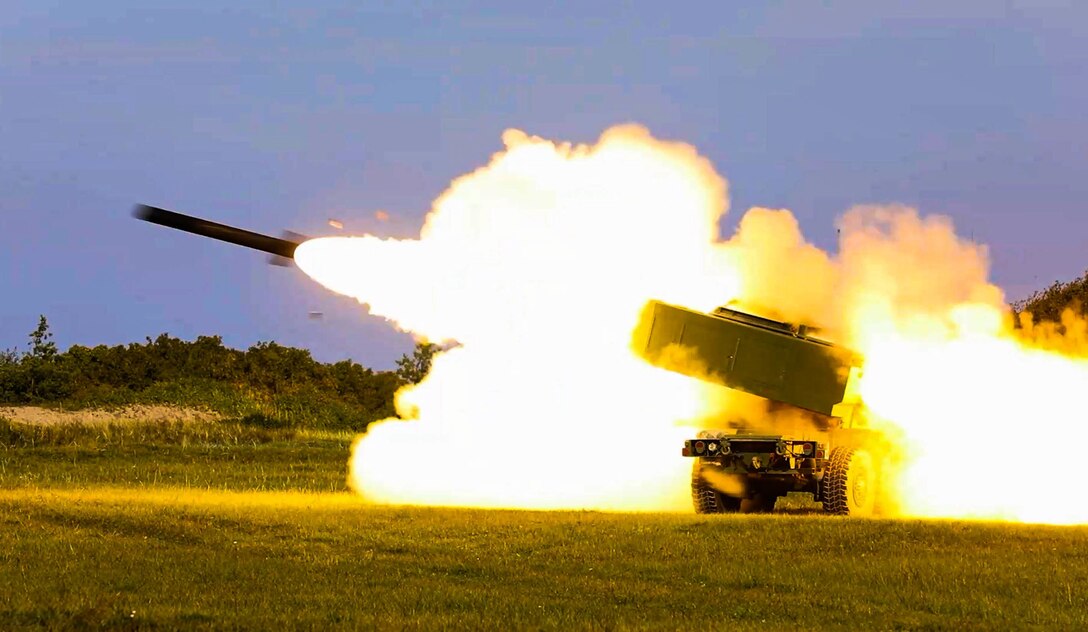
[802,442,813,455]
[682,446,691,456]
[694,441,706,454]
[815,449,825,459]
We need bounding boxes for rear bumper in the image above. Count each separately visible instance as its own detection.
[683,438,825,461]
[697,456,829,474]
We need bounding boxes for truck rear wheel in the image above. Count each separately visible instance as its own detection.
[823,447,877,516]
[691,463,741,514]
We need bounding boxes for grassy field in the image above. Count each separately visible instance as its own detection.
[0,417,352,493]
[3,418,1088,629]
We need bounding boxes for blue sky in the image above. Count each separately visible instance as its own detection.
[2,1,1086,367]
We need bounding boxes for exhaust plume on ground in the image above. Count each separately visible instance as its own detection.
[296,125,1088,522]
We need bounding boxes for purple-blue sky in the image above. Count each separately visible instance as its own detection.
[2,2,1086,368]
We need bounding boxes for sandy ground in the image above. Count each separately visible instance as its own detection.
[0,405,222,426]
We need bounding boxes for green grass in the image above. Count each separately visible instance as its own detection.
[0,417,351,492]
[3,416,1088,629]
[1,442,349,492]
[0,416,305,448]
[2,490,1087,630]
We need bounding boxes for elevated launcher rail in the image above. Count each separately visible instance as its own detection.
[634,301,860,417]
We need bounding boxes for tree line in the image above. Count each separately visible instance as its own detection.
[1012,270,1088,326]
[0,317,436,432]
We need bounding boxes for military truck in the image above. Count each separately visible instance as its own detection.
[634,300,887,516]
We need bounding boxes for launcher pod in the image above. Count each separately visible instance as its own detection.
[637,301,852,415]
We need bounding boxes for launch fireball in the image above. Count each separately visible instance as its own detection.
[295,126,1088,524]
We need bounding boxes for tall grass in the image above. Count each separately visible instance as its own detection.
[0,416,305,449]
[52,377,382,432]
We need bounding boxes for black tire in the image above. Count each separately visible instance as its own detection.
[691,462,742,514]
[823,447,877,516]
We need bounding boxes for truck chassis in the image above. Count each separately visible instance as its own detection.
[686,432,881,515]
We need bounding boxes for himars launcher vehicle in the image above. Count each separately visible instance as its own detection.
[136,204,887,516]
[633,301,888,516]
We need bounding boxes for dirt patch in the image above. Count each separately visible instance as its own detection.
[0,405,222,426]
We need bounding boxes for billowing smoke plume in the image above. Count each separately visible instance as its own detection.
[297,125,1088,523]
[296,126,740,510]
[727,204,1088,523]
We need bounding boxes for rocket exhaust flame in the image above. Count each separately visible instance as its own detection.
[294,126,1088,522]
[295,126,737,510]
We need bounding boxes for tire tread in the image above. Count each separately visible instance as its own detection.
[823,447,855,515]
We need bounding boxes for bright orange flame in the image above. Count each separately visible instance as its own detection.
[296,125,1088,523]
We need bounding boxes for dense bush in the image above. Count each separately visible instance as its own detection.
[1013,270,1088,326]
[0,321,406,432]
